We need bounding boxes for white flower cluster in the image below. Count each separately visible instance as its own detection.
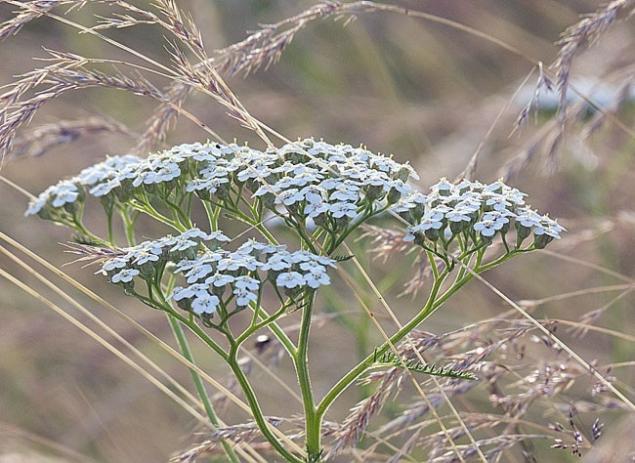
[184,138,421,228]
[171,239,336,316]
[402,179,564,249]
[25,143,224,216]
[25,180,83,217]
[246,139,419,227]
[26,140,564,252]
[26,140,421,233]
[100,228,229,287]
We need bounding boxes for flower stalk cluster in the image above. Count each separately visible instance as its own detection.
[26,139,564,463]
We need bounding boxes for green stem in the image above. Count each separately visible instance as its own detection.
[167,315,239,463]
[235,217,299,356]
[294,294,320,460]
[315,248,520,420]
[235,302,289,347]
[106,209,115,245]
[70,217,110,246]
[327,211,375,254]
[315,269,449,420]
[121,208,137,245]
[227,342,303,463]
[202,200,220,231]
[152,289,228,362]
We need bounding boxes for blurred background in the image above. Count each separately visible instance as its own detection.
[0,1,634,462]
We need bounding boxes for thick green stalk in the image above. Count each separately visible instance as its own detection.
[315,269,449,420]
[201,200,220,231]
[168,315,239,463]
[294,294,320,460]
[227,342,304,463]
[315,250,516,420]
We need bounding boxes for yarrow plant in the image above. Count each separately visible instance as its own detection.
[26,139,563,462]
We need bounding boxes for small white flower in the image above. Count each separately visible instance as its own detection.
[330,184,360,202]
[474,211,510,238]
[254,184,278,198]
[299,261,323,272]
[90,178,121,197]
[206,273,236,287]
[111,268,139,284]
[237,240,280,256]
[170,237,198,253]
[277,188,304,206]
[304,268,330,288]
[183,228,227,242]
[288,251,312,265]
[363,171,390,187]
[171,283,209,302]
[301,186,325,204]
[455,196,481,214]
[516,208,542,229]
[234,276,260,292]
[175,252,224,274]
[132,251,160,266]
[101,257,128,273]
[503,187,526,206]
[51,181,80,208]
[473,220,498,237]
[431,178,454,195]
[217,254,260,272]
[445,209,472,224]
[25,194,48,216]
[319,178,343,191]
[329,202,358,219]
[186,176,229,193]
[385,179,411,195]
[276,271,305,289]
[391,191,427,214]
[185,264,215,283]
[234,289,257,306]
[417,209,445,231]
[262,253,292,272]
[535,216,565,239]
[191,293,220,315]
[484,180,505,194]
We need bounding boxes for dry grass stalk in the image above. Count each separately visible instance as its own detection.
[513,62,554,133]
[136,1,346,152]
[360,225,414,263]
[0,0,77,41]
[170,417,284,463]
[0,51,164,158]
[552,0,635,125]
[328,368,401,456]
[8,116,132,159]
[330,326,522,455]
[61,241,127,266]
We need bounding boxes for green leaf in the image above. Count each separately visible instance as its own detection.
[373,349,478,381]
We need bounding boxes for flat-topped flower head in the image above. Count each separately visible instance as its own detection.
[170,240,336,318]
[186,138,420,226]
[26,139,422,250]
[26,180,81,217]
[403,178,564,250]
[99,228,224,286]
